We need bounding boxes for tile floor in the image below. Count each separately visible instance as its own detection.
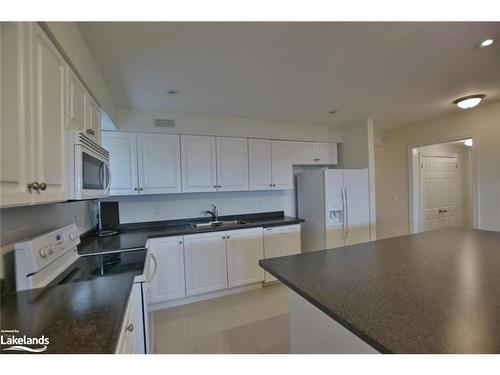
[152,283,290,353]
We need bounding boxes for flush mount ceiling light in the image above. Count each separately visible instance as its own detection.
[453,94,485,109]
[166,89,178,95]
[463,139,473,147]
[480,38,494,48]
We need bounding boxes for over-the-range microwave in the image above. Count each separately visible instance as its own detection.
[67,130,111,200]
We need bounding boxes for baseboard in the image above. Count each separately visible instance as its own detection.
[148,282,263,311]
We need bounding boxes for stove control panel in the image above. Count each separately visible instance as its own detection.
[15,223,81,277]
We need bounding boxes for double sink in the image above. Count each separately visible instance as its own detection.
[190,220,248,230]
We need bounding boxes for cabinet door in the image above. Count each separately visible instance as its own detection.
[184,232,228,296]
[148,236,186,303]
[248,139,272,191]
[271,140,293,190]
[216,137,249,192]
[181,135,217,192]
[138,133,181,194]
[87,96,101,144]
[101,131,138,196]
[263,225,301,282]
[316,142,337,164]
[1,23,31,207]
[227,227,264,287]
[31,23,68,204]
[292,141,317,164]
[67,68,87,132]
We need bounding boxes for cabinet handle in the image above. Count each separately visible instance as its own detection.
[126,324,134,332]
[27,181,40,191]
[39,182,47,191]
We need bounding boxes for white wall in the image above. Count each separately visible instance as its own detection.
[0,200,96,280]
[375,101,500,239]
[43,22,118,124]
[103,190,295,224]
[117,108,343,142]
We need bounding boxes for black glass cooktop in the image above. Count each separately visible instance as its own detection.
[56,250,147,284]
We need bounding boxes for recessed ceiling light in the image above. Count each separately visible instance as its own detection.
[166,89,178,95]
[453,94,485,109]
[480,38,494,48]
[463,139,473,147]
[328,110,337,115]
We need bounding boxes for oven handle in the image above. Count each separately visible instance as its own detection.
[146,252,157,283]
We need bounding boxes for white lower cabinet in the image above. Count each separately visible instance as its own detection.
[148,236,186,303]
[184,232,228,296]
[115,292,136,354]
[227,227,264,287]
[263,224,301,282]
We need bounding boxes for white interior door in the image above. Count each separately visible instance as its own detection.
[343,169,370,246]
[101,131,138,196]
[181,135,217,192]
[421,155,458,231]
[248,139,273,190]
[138,133,181,194]
[216,137,249,191]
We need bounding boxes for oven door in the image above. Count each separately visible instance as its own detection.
[74,144,111,199]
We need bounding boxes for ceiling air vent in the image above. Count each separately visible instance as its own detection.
[154,118,176,128]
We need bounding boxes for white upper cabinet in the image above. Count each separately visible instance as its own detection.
[248,139,273,191]
[315,142,338,164]
[226,227,264,288]
[216,137,249,192]
[87,96,101,144]
[67,68,87,132]
[148,236,186,303]
[1,23,31,207]
[31,23,68,204]
[292,141,338,165]
[271,140,293,190]
[138,133,181,194]
[181,135,217,193]
[248,139,293,190]
[67,66,101,145]
[184,232,228,296]
[101,131,138,196]
[292,141,317,164]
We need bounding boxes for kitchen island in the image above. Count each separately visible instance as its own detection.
[259,227,500,354]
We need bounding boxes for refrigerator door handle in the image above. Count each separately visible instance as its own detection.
[341,187,346,239]
[344,187,349,240]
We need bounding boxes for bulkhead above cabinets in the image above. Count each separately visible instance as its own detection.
[101,131,338,197]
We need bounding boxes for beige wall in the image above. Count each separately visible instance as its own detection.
[375,101,500,239]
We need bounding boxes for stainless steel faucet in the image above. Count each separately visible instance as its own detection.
[203,204,219,222]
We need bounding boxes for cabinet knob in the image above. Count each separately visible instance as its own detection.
[269,184,272,187]
[28,181,40,191]
[126,324,134,332]
[222,236,226,239]
[39,182,47,191]
[134,187,138,191]
[213,185,218,189]
[227,235,230,239]
[218,185,222,188]
[139,187,144,191]
[178,241,183,245]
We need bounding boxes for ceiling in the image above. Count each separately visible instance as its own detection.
[78,22,500,129]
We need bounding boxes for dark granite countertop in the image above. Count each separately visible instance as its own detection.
[1,273,137,353]
[79,211,303,256]
[259,227,500,354]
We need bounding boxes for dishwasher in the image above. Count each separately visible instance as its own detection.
[263,224,301,282]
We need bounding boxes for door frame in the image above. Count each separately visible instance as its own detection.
[408,134,479,234]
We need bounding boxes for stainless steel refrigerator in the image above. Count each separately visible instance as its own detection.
[297,168,371,252]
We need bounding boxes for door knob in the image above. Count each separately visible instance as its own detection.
[28,181,40,191]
